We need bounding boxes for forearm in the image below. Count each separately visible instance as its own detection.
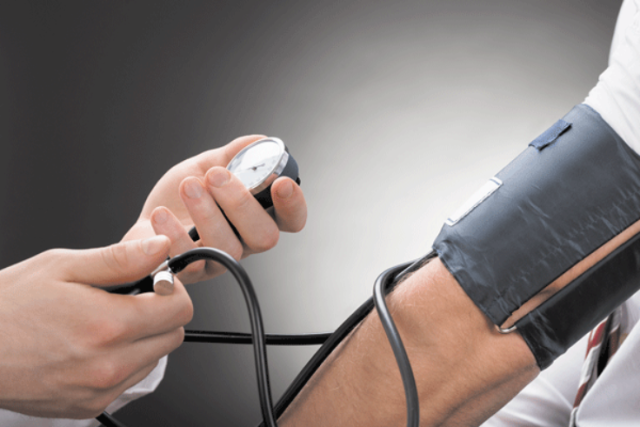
[279,210,640,427]
[279,258,538,427]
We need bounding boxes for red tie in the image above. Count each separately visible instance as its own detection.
[569,307,623,426]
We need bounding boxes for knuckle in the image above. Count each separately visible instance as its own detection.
[233,190,254,211]
[194,149,222,173]
[182,259,205,275]
[39,248,61,260]
[176,269,200,286]
[39,248,70,265]
[86,318,126,348]
[251,228,279,253]
[88,359,126,390]
[66,331,93,361]
[170,327,186,350]
[289,216,307,233]
[101,243,131,275]
[225,241,244,261]
[178,296,194,326]
[203,262,225,278]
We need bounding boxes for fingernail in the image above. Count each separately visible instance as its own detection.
[208,169,229,188]
[276,180,293,199]
[154,208,168,224]
[142,235,168,255]
[183,178,203,199]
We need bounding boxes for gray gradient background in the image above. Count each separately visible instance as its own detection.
[0,0,623,425]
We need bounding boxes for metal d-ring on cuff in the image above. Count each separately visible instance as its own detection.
[495,324,517,334]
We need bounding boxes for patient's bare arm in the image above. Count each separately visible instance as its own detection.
[279,215,640,427]
[279,258,538,427]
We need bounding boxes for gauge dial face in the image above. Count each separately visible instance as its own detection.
[227,138,287,192]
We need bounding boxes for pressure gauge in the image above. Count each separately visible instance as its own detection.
[226,137,300,209]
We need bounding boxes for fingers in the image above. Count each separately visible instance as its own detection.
[271,177,307,232]
[116,277,194,341]
[175,168,306,259]
[151,203,229,283]
[61,236,171,285]
[105,329,182,393]
[85,360,160,417]
[204,167,280,254]
[179,177,242,258]
[150,206,205,277]
[71,344,172,418]
[141,135,306,285]
[111,360,160,398]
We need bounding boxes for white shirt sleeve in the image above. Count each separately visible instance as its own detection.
[0,356,167,426]
[584,0,640,154]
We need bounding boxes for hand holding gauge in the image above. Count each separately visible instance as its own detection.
[189,137,301,241]
[163,136,300,294]
[107,136,302,295]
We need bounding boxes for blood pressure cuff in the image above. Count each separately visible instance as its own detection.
[433,103,640,369]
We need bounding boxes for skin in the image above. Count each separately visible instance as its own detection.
[0,236,191,419]
[278,258,538,427]
[122,134,307,284]
[278,221,640,426]
[0,134,307,419]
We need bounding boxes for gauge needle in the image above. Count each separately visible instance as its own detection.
[250,163,265,171]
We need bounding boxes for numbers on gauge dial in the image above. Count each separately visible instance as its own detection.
[227,140,284,190]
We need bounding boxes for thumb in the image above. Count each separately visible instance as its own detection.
[64,235,171,285]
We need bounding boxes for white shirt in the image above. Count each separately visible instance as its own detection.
[484,0,640,425]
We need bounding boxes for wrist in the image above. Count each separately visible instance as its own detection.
[383,258,538,425]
